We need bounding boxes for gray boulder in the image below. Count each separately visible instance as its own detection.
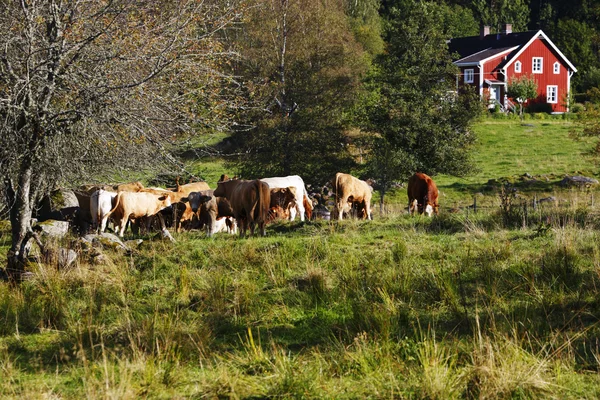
[57,248,78,268]
[560,176,599,187]
[34,220,70,238]
[82,233,128,251]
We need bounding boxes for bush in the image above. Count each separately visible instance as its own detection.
[571,103,585,113]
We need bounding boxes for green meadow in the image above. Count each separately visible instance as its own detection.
[2,119,600,398]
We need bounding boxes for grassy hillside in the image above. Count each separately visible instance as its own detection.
[385,119,598,210]
[2,119,600,398]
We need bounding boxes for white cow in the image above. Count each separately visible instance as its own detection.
[90,189,117,233]
[260,175,312,222]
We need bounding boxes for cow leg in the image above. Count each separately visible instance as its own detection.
[237,217,245,237]
[259,220,266,236]
[366,201,373,221]
[117,218,128,237]
[206,215,214,237]
[409,199,418,215]
[100,215,109,233]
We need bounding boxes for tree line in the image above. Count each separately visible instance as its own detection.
[1,0,598,272]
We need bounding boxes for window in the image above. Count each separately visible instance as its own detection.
[514,61,522,73]
[547,85,558,103]
[464,69,474,83]
[553,62,560,74]
[532,57,543,73]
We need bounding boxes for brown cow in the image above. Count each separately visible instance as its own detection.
[407,172,439,217]
[183,190,236,236]
[333,172,373,221]
[213,178,270,237]
[269,187,297,222]
[104,191,173,237]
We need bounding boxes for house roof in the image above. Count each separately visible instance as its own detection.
[448,30,577,72]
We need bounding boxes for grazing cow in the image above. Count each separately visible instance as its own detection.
[407,172,439,217]
[269,187,297,222]
[260,176,313,222]
[104,191,172,237]
[184,190,237,236]
[333,172,373,221]
[214,178,270,237]
[90,189,118,233]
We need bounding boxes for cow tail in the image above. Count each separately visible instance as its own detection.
[335,173,340,207]
[259,181,270,223]
[104,192,122,220]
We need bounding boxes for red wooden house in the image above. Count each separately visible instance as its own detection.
[448,24,577,113]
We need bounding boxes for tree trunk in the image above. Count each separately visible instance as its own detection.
[6,162,35,277]
[379,188,386,217]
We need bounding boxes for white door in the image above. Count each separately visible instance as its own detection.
[488,87,497,108]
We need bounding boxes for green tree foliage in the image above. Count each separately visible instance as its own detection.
[364,0,481,205]
[553,19,600,91]
[506,75,538,119]
[345,0,385,58]
[472,0,531,32]
[231,0,372,185]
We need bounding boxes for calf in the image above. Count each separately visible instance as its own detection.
[269,187,297,222]
[185,190,236,236]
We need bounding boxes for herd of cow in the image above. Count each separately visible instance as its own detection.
[63,172,439,238]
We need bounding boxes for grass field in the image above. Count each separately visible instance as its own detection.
[2,119,600,398]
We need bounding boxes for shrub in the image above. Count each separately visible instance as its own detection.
[571,103,585,113]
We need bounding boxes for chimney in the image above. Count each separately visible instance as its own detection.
[502,23,512,35]
[480,25,490,40]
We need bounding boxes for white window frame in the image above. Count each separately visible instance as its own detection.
[553,62,560,74]
[464,69,474,83]
[532,57,543,74]
[547,85,558,104]
[514,61,522,73]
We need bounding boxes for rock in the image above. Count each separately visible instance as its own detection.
[91,252,110,265]
[34,220,70,238]
[523,172,533,179]
[82,233,128,251]
[560,176,599,187]
[124,239,144,249]
[57,248,77,268]
[313,205,331,220]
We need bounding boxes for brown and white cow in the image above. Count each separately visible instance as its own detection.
[104,191,172,237]
[214,177,271,237]
[407,172,439,217]
[184,190,237,236]
[269,187,297,222]
[333,172,373,221]
[260,175,313,221]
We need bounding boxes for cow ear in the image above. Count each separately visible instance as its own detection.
[180,197,188,203]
